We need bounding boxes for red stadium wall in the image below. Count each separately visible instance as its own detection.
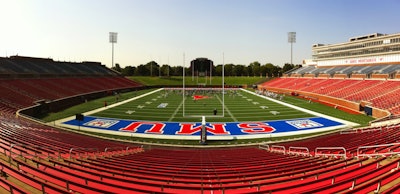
[351,74,367,79]
[264,86,391,118]
[333,74,348,79]
[371,74,389,79]
[372,108,391,118]
[303,73,315,78]
[317,73,330,78]
[263,86,363,111]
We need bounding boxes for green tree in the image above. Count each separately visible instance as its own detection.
[135,64,148,76]
[225,64,234,76]
[112,63,122,72]
[249,61,261,77]
[145,61,159,76]
[121,66,136,76]
[233,64,245,76]
[282,63,295,73]
[160,64,171,76]
[214,64,223,76]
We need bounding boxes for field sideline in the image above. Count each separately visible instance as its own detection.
[54,88,370,141]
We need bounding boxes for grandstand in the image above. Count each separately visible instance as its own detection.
[264,32,400,117]
[0,40,399,193]
[0,56,143,113]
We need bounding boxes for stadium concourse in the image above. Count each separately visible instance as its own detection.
[0,56,399,193]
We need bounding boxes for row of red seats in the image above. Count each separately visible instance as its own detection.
[0,110,399,193]
[261,77,400,115]
[0,76,142,111]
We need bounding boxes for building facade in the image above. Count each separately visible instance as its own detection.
[310,33,400,67]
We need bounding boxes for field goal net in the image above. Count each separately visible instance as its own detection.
[183,58,224,118]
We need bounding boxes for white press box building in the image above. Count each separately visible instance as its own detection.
[290,32,400,79]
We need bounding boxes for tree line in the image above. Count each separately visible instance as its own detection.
[112,61,301,77]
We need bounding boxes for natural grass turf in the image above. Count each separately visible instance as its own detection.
[39,88,374,145]
[39,89,157,122]
[92,88,315,122]
[129,76,269,86]
[41,88,373,125]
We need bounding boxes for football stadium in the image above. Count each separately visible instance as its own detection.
[2,0,400,192]
[0,30,399,193]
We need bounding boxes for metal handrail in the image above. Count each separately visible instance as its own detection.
[271,145,286,154]
[9,143,61,163]
[315,147,347,159]
[69,147,99,159]
[357,142,400,157]
[258,144,270,151]
[288,146,310,156]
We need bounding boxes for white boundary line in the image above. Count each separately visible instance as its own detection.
[53,88,164,126]
[216,94,237,122]
[168,98,184,122]
[55,88,359,140]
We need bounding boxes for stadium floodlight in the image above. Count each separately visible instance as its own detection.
[288,32,296,65]
[109,32,118,68]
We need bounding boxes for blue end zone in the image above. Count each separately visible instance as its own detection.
[62,116,346,139]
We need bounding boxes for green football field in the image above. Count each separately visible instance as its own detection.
[92,88,314,122]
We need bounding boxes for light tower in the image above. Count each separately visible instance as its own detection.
[109,32,118,68]
[288,32,296,65]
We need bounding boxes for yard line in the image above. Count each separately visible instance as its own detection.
[168,98,184,121]
[216,95,238,122]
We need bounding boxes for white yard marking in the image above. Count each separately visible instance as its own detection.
[125,110,135,114]
[168,99,184,121]
[270,111,280,115]
[216,95,238,122]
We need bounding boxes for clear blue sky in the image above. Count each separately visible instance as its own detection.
[1,0,399,67]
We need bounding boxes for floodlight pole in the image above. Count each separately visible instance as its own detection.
[109,32,118,68]
[182,53,185,117]
[288,32,296,65]
[167,56,170,77]
[210,60,212,85]
[222,52,225,117]
[192,60,194,81]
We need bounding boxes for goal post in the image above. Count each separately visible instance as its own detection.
[190,58,213,86]
[182,56,225,118]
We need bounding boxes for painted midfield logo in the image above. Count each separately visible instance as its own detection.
[286,119,323,129]
[84,119,119,128]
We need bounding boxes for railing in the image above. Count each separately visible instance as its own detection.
[357,142,400,157]
[315,147,347,159]
[340,129,358,134]
[9,143,61,163]
[68,147,100,159]
[288,146,310,156]
[258,144,270,151]
[270,145,286,154]
[103,146,141,156]
[360,127,382,133]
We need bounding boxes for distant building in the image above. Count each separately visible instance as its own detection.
[190,58,214,77]
[305,32,400,67]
